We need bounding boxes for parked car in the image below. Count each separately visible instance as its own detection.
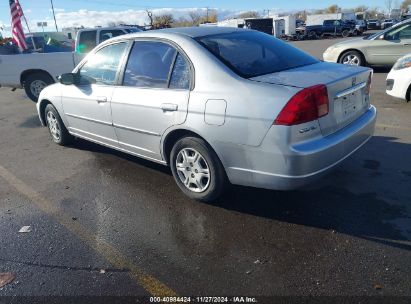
[36,27,376,201]
[304,19,355,38]
[367,19,381,30]
[323,19,411,66]
[355,20,368,34]
[381,19,398,30]
[386,53,411,101]
[0,26,141,102]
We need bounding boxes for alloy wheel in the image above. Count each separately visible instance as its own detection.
[342,54,360,66]
[175,148,210,193]
[46,111,61,142]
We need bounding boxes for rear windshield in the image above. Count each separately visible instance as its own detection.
[195,31,319,78]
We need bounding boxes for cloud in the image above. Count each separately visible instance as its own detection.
[53,8,238,29]
[50,8,65,13]
[1,7,290,37]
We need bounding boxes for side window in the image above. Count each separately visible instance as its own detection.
[386,24,411,40]
[79,42,127,85]
[399,25,411,39]
[77,30,97,53]
[123,41,176,88]
[170,54,191,90]
[99,30,126,43]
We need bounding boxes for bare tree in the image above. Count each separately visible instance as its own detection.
[146,10,153,27]
[326,5,340,14]
[401,0,411,10]
[386,0,394,14]
[188,11,202,25]
[353,5,369,13]
[153,14,174,29]
[237,11,260,19]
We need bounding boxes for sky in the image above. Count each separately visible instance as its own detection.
[0,0,389,36]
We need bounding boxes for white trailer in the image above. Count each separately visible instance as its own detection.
[217,18,245,28]
[273,15,296,35]
[306,13,356,26]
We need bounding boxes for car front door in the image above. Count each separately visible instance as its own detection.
[367,23,411,65]
[111,40,192,162]
[61,41,128,148]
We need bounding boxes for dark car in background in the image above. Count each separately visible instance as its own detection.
[305,19,355,38]
[381,19,398,30]
[367,19,381,30]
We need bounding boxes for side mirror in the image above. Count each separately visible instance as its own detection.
[59,73,76,85]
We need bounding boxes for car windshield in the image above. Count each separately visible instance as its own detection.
[364,31,383,40]
[195,31,319,78]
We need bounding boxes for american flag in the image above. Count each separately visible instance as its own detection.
[9,0,27,51]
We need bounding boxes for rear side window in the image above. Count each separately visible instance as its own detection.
[169,54,191,90]
[77,30,97,53]
[196,31,318,78]
[99,30,126,43]
[123,41,188,89]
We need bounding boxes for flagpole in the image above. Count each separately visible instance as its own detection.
[50,0,59,32]
[22,14,31,34]
[18,1,31,33]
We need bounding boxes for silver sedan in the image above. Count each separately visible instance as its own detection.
[37,27,376,201]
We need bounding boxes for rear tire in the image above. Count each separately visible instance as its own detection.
[44,104,74,146]
[341,29,350,38]
[24,72,54,103]
[339,50,365,66]
[308,31,318,39]
[170,137,226,202]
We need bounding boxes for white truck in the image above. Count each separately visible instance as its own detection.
[0,26,141,102]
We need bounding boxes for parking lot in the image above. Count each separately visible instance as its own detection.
[0,37,410,299]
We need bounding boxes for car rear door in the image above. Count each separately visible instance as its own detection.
[61,41,128,147]
[110,40,192,162]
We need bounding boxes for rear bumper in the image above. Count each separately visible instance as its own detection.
[223,106,377,190]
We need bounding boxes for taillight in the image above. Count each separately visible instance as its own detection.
[365,73,372,96]
[274,84,329,126]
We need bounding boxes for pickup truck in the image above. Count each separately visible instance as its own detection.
[304,20,355,39]
[0,26,141,102]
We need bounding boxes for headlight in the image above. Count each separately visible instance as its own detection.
[393,56,411,70]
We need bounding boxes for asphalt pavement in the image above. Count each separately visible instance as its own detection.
[0,36,410,301]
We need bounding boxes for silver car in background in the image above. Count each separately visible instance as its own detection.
[37,27,376,201]
[324,19,411,67]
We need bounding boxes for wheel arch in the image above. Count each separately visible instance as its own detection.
[162,128,224,167]
[406,84,411,102]
[38,99,53,126]
[20,69,55,86]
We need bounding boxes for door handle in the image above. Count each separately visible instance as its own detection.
[97,96,107,103]
[161,103,178,112]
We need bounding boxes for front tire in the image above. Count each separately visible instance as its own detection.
[24,72,54,103]
[45,104,74,146]
[170,137,227,202]
[339,50,365,66]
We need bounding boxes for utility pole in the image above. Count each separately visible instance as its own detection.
[206,7,209,23]
[50,0,59,32]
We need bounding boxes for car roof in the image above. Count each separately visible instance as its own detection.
[115,26,248,40]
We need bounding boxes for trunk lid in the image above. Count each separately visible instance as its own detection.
[250,62,372,136]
